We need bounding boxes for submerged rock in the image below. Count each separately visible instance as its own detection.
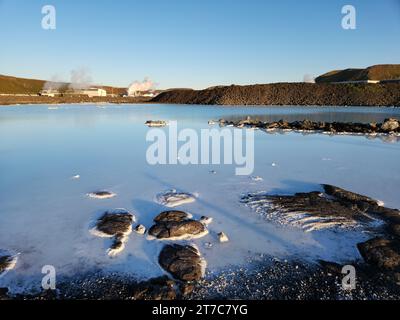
[87,191,116,199]
[156,190,196,207]
[149,211,208,240]
[241,184,398,232]
[358,237,400,271]
[0,252,17,276]
[131,276,177,300]
[158,244,206,282]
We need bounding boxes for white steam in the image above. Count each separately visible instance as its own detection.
[303,74,315,83]
[127,77,156,96]
[69,67,93,90]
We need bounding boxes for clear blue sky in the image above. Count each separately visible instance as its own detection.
[0,0,399,89]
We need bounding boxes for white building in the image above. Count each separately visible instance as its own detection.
[81,88,107,97]
[39,89,61,97]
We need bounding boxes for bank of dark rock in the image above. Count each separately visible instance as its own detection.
[219,117,400,135]
[152,83,400,107]
[159,244,206,282]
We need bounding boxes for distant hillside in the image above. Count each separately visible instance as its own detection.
[152,83,400,107]
[0,74,126,95]
[315,64,400,83]
[0,74,48,94]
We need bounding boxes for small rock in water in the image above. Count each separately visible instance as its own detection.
[91,209,135,256]
[145,120,168,127]
[158,244,206,281]
[204,242,213,249]
[87,191,116,199]
[200,216,213,225]
[156,189,196,207]
[381,118,399,132]
[91,209,135,237]
[107,233,129,257]
[134,224,146,235]
[218,232,229,243]
[0,251,18,276]
[149,210,208,240]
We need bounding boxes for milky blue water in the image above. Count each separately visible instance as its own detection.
[1,104,400,292]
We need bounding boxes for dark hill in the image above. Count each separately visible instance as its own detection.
[315,64,400,83]
[151,83,400,107]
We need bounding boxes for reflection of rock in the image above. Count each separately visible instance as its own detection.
[156,190,196,207]
[131,276,177,300]
[241,184,399,232]
[149,211,208,240]
[90,209,135,257]
[87,191,116,199]
[0,252,17,276]
[159,244,206,281]
[358,238,400,271]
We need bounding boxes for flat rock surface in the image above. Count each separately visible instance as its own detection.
[158,244,206,282]
[241,184,398,232]
[149,220,207,240]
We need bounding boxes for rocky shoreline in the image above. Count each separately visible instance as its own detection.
[1,184,400,300]
[216,117,400,138]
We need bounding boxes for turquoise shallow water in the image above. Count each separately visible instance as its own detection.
[1,104,400,292]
